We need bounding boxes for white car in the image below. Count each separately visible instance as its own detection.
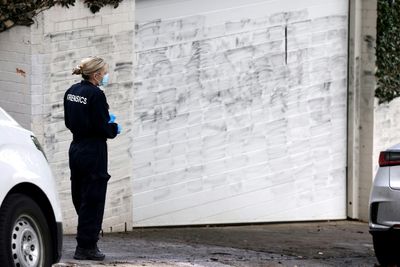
[370,145,400,266]
[0,107,63,267]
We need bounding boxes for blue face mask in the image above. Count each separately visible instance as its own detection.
[100,73,109,86]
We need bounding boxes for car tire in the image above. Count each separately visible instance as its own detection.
[372,231,400,266]
[0,193,53,267]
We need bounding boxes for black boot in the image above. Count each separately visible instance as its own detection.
[73,246,105,261]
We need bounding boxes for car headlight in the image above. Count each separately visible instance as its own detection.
[30,135,47,161]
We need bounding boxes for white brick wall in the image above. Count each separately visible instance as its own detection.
[134,0,348,226]
[0,26,32,130]
[36,0,135,233]
[374,98,400,161]
[0,1,135,234]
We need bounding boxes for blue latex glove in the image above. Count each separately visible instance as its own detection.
[108,112,116,123]
[117,124,122,134]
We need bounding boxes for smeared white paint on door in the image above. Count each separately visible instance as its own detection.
[133,0,348,226]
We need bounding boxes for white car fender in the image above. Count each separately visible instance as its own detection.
[0,124,62,222]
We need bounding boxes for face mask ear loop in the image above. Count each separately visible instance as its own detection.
[93,72,101,86]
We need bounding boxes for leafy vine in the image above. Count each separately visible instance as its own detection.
[0,0,123,33]
[375,0,400,103]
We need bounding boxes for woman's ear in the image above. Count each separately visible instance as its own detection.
[92,72,101,85]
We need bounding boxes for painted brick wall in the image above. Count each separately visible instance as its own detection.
[34,1,135,233]
[0,26,32,130]
[375,98,400,160]
[0,1,135,234]
[134,0,348,226]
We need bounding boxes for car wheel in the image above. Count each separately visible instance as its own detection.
[0,193,53,267]
[372,231,399,266]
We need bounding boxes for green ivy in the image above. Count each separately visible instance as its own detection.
[84,0,123,13]
[376,0,400,103]
[0,0,123,33]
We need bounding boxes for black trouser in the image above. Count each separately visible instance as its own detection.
[71,174,108,249]
[69,139,110,249]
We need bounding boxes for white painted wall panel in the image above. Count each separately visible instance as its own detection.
[134,0,348,226]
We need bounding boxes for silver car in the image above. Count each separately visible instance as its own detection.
[370,145,400,266]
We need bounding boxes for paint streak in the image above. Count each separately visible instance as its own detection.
[16,68,26,77]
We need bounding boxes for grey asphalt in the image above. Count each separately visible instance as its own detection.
[54,220,378,267]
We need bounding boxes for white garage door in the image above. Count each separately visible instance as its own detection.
[133,0,348,226]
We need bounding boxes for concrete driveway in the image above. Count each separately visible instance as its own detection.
[54,220,378,267]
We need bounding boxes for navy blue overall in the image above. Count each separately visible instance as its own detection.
[64,80,118,249]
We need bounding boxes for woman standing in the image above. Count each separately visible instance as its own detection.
[64,57,121,261]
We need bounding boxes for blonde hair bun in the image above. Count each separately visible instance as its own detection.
[72,65,83,75]
[72,57,106,78]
